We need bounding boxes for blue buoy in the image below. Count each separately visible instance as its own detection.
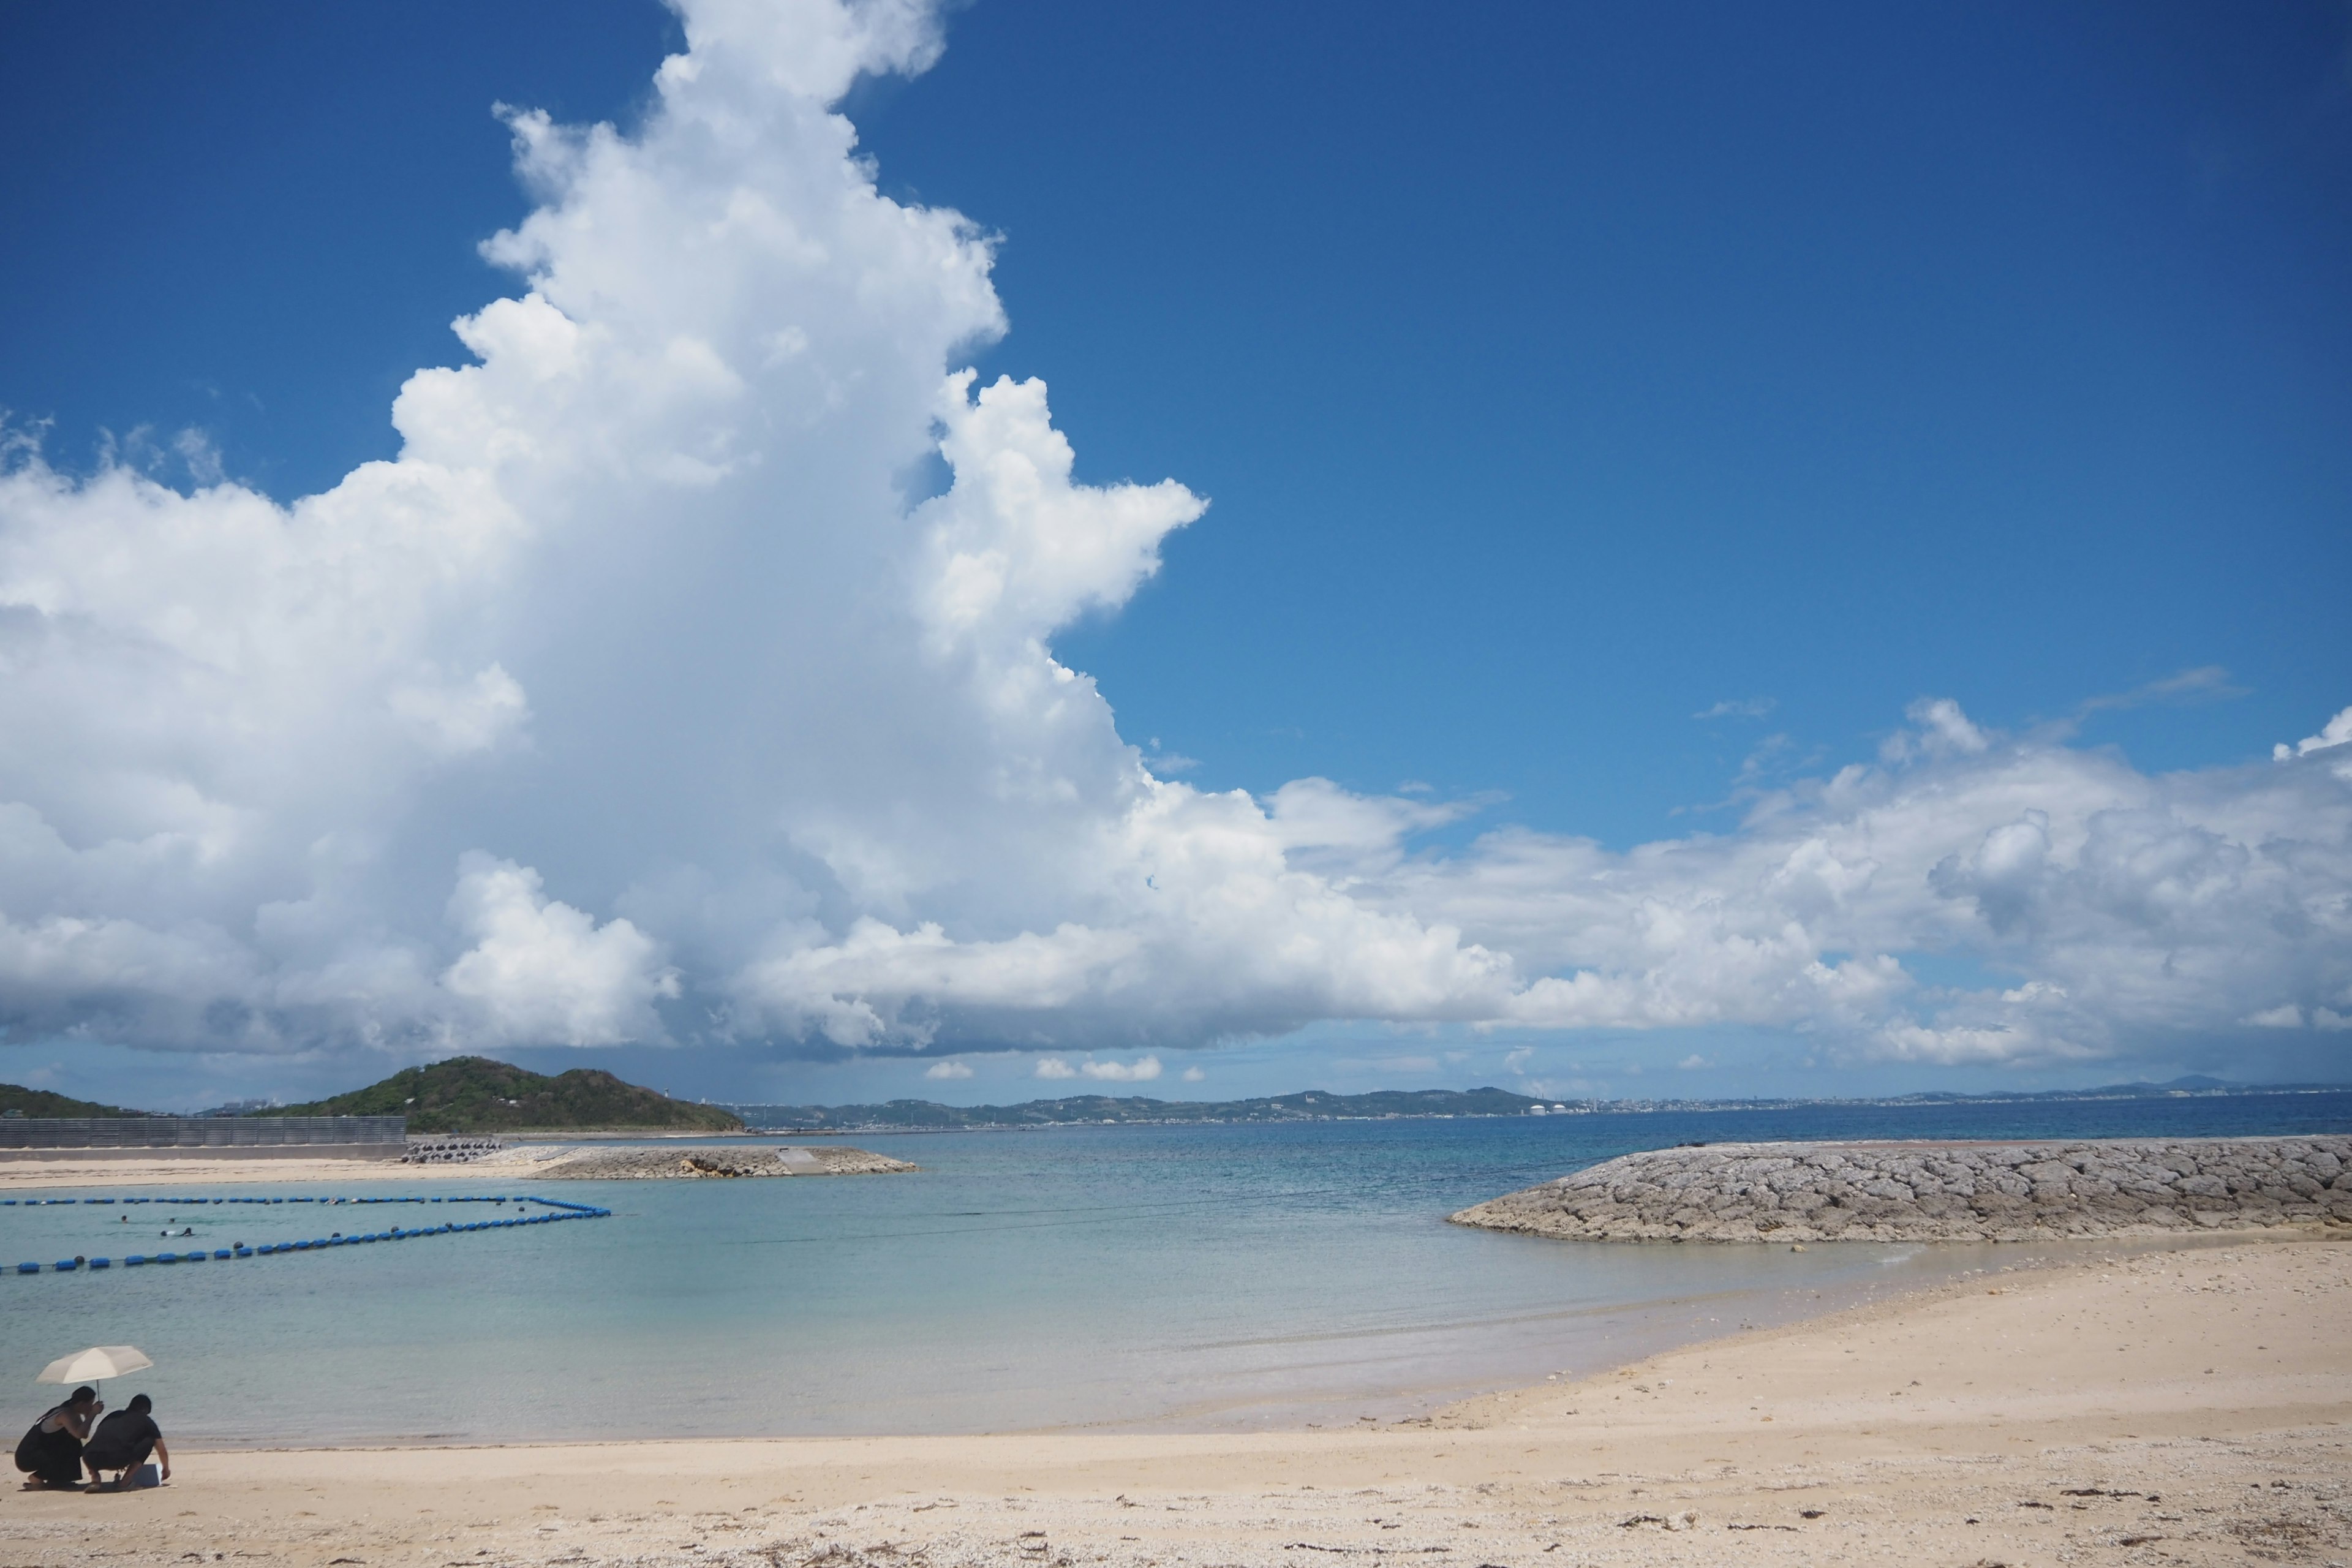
[5,1189,600,1282]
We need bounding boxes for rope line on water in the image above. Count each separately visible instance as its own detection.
[5,1156,1580,1270]
[0,1193,612,1275]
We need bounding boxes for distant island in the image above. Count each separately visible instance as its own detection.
[4,1066,2342,1137]
[731,1087,1544,1130]
[728,1075,2349,1132]
[254,1055,744,1136]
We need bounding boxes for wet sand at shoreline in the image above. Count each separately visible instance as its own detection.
[6,1236,2343,1567]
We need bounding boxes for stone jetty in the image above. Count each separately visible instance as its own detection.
[1449,1136,2352,1243]
[402,1135,506,1165]
[537,1145,914,1180]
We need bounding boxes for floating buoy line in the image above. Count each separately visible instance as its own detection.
[0,1194,611,1274]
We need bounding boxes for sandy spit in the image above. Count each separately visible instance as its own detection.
[0,1142,906,1189]
[5,1236,2345,1567]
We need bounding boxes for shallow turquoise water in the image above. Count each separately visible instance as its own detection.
[3,1094,2345,1444]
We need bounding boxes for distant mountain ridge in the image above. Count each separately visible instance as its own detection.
[1842,1074,2352,1106]
[729,1076,2350,1131]
[730,1087,1544,1129]
[1886,1074,2241,1102]
[0,1083,153,1118]
[7,1068,2343,1133]
[258,1056,744,1135]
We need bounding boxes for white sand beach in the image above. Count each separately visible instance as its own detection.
[0,1133,908,1185]
[0,1155,459,1190]
[6,1235,2343,1567]
[0,1141,846,1191]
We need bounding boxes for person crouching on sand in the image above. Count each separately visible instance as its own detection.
[83,1394,168,1490]
[14,1386,99,1490]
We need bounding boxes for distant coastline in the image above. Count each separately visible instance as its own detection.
[722,1076,2352,1134]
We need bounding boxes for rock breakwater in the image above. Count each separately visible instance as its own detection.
[537,1145,914,1180]
[1450,1136,2352,1243]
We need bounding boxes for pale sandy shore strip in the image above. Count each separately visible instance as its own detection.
[0,1141,820,1189]
[0,1142,910,1188]
[5,1236,2345,1567]
[0,1150,554,1189]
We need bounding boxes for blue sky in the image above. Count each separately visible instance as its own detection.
[0,1,2346,1110]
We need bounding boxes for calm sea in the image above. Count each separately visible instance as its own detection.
[4,1093,2346,1446]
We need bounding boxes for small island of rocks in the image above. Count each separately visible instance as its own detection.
[535,1145,915,1180]
[1450,1135,2352,1243]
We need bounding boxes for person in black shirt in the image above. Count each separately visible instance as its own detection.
[13,1386,99,1490]
[82,1394,167,1489]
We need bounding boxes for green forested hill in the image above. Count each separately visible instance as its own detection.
[260,1056,744,1134]
[0,1084,152,1118]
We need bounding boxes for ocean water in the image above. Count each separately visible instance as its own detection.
[3,1092,2345,1446]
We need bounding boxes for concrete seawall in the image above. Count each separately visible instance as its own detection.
[1449,1135,2352,1243]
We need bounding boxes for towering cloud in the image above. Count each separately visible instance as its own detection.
[0,0,2344,1075]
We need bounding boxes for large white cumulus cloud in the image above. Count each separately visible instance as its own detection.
[0,0,2345,1074]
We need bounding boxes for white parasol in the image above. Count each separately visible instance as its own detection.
[36,1346,153,1387]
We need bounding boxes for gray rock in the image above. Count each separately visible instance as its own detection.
[1448,1136,2352,1243]
[537,1145,916,1180]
